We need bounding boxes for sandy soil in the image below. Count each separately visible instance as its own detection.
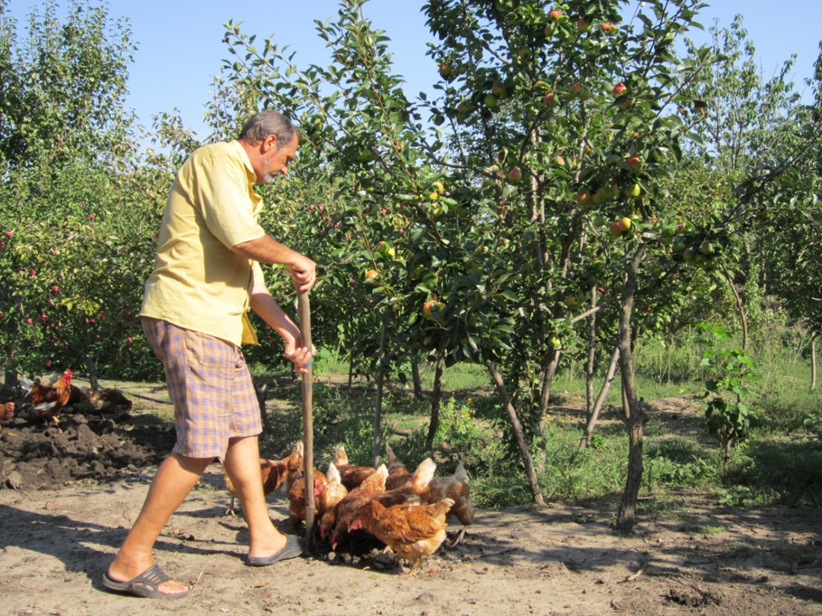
[1,385,821,616]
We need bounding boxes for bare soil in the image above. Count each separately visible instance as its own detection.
[1,381,821,616]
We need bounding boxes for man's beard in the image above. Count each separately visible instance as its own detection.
[260,157,274,184]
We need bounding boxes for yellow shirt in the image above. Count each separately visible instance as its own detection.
[140,140,266,346]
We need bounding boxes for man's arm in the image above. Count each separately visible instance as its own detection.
[249,279,314,373]
[232,234,316,293]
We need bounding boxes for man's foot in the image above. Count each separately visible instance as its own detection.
[102,564,190,599]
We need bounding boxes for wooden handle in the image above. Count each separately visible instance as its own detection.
[298,291,315,552]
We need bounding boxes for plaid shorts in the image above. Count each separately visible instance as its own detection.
[141,317,261,459]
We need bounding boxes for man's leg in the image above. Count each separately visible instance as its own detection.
[223,435,287,559]
[106,453,211,595]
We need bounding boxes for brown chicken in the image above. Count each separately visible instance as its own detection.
[384,444,411,490]
[330,464,388,550]
[24,368,74,424]
[287,468,329,532]
[370,457,435,509]
[333,444,376,490]
[428,462,473,545]
[0,401,14,432]
[223,441,303,516]
[360,497,455,575]
[317,462,349,542]
[87,388,132,413]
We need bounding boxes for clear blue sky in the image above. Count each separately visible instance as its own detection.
[6,1,821,139]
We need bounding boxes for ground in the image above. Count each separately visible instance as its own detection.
[1,381,821,616]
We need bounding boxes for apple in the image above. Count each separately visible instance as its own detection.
[591,188,606,205]
[601,22,617,34]
[431,180,444,194]
[3,230,11,238]
[626,183,642,198]
[491,83,507,98]
[554,155,565,166]
[612,82,627,97]
[456,101,469,115]
[641,305,652,314]
[127,337,133,344]
[88,214,95,221]
[44,359,52,367]
[376,241,396,258]
[577,18,591,32]
[609,221,623,237]
[439,63,452,78]
[365,270,379,281]
[593,214,607,227]
[548,9,562,20]
[40,314,47,322]
[549,336,562,349]
[423,299,446,320]
[575,190,590,206]
[683,247,696,263]
[484,93,499,108]
[309,204,315,211]
[427,190,440,202]
[52,285,59,292]
[29,269,36,276]
[626,153,642,172]
[616,217,632,232]
[699,240,713,255]
[564,295,579,308]
[25,318,33,325]
[507,167,522,183]
[544,92,557,107]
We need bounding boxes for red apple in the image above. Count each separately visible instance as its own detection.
[25,317,33,324]
[544,92,557,107]
[3,230,11,238]
[29,269,36,276]
[126,337,133,344]
[612,82,627,97]
[52,285,59,292]
[507,167,523,183]
[577,18,591,32]
[44,359,52,367]
[601,22,617,34]
[40,314,47,322]
[626,153,642,172]
[88,214,95,221]
[548,9,562,20]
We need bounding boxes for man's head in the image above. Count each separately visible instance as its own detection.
[238,110,299,184]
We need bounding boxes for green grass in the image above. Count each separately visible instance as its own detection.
[249,336,822,514]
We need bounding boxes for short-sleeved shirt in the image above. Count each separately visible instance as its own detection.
[140,140,266,346]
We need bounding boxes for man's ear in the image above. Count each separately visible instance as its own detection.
[262,134,278,153]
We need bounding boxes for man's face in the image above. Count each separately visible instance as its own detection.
[260,132,299,184]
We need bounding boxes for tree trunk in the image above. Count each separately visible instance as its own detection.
[410,338,423,400]
[372,314,388,467]
[536,347,560,472]
[812,335,818,391]
[84,353,99,392]
[616,247,647,534]
[579,346,620,450]
[721,265,748,351]
[585,286,598,416]
[426,343,447,448]
[487,361,545,506]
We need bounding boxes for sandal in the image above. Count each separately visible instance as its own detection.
[246,535,304,566]
[102,564,190,599]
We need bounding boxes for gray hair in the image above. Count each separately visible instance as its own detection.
[238,110,296,148]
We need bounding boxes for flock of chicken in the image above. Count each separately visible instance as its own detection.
[0,368,133,433]
[223,443,473,574]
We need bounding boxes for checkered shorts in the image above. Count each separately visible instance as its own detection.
[141,317,262,459]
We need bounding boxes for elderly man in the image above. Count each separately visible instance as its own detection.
[104,110,315,599]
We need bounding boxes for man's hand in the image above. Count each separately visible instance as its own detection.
[283,333,315,374]
[287,254,316,294]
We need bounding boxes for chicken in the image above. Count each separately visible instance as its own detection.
[0,401,14,432]
[317,462,349,542]
[87,388,131,413]
[369,457,436,510]
[385,444,411,490]
[333,444,376,490]
[428,462,473,545]
[24,368,74,424]
[360,497,455,575]
[287,468,329,533]
[223,441,303,516]
[330,464,388,550]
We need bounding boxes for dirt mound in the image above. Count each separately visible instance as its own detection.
[0,407,175,490]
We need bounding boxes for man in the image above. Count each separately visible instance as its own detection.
[103,110,315,599]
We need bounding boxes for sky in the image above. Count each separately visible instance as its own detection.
[5,0,821,140]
